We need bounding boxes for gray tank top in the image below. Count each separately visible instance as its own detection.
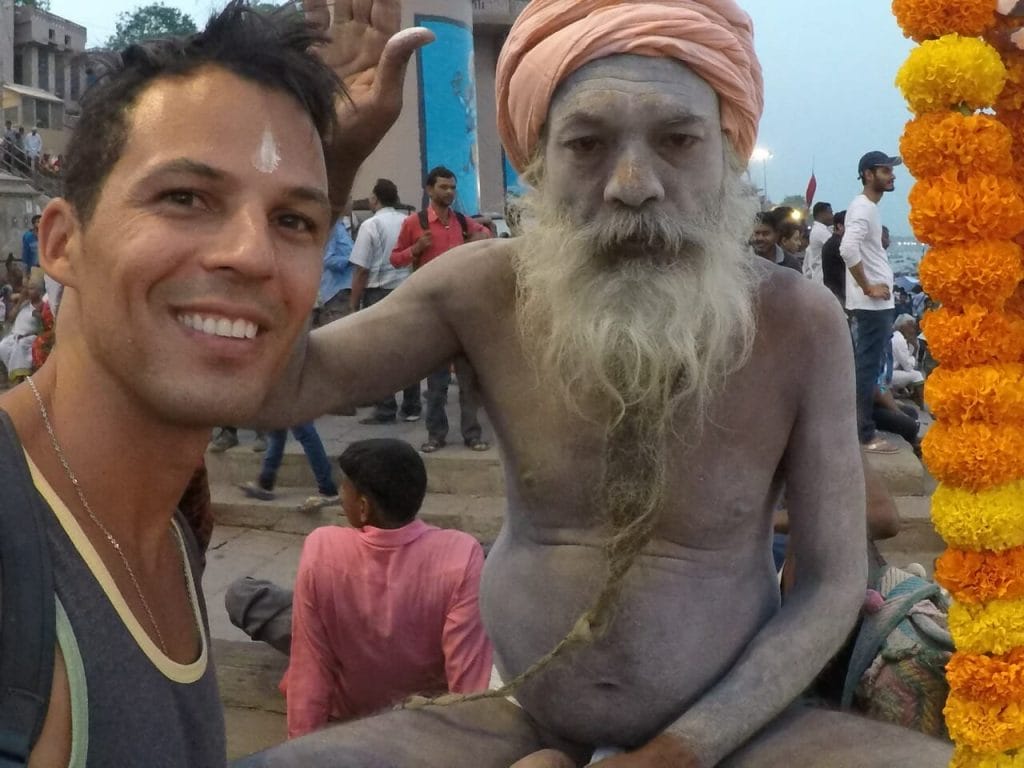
[30,455,226,767]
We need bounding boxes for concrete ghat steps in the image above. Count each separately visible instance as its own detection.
[205,444,505,497]
[210,484,506,544]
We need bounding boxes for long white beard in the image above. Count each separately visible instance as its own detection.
[513,167,762,440]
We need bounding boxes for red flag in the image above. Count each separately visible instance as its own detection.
[805,173,818,208]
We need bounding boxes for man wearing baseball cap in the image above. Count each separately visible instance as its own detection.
[841,150,903,453]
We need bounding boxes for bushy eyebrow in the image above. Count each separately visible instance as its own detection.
[555,109,710,133]
[139,157,331,212]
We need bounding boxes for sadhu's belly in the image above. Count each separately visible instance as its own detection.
[480,533,780,747]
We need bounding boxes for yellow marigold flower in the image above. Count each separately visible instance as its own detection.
[952,745,1024,767]
[924,423,1024,493]
[946,690,1024,752]
[932,481,1024,551]
[901,113,1013,179]
[949,598,1024,656]
[922,305,1024,370]
[926,365,1024,426]
[939,549,1024,605]
[893,0,997,42]
[897,35,1007,114]
[918,241,1023,311]
[909,172,1024,246]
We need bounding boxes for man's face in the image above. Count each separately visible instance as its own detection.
[53,66,330,426]
[749,223,777,258]
[819,207,834,226]
[542,55,726,240]
[427,176,456,208]
[866,165,896,194]
[31,219,39,234]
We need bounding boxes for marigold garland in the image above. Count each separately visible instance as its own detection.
[892,0,996,43]
[931,480,1024,552]
[922,305,1024,369]
[949,599,1024,656]
[909,172,1024,245]
[938,549,1024,605]
[896,35,1008,113]
[947,694,1024,753]
[918,241,1024,310]
[901,112,1013,179]
[925,364,1024,425]
[923,423,1024,492]
[947,649,1024,704]
[953,745,1024,768]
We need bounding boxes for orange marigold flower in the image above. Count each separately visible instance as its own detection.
[938,548,1024,605]
[922,305,1024,369]
[909,172,1024,245]
[901,113,1014,179]
[946,692,1024,752]
[893,0,997,41]
[924,422,1024,492]
[893,0,996,42]
[918,240,1023,311]
[926,364,1024,425]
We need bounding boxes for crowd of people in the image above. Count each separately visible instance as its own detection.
[749,154,931,457]
[2,119,63,175]
[0,1,959,767]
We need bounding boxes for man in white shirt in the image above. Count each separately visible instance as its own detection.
[840,150,900,453]
[803,202,832,283]
[23,126,42,167]
[891,314,925,397]
[349,178,421,424]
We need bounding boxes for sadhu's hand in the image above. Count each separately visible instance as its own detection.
[592,734,703,768]
[303,0,434,158]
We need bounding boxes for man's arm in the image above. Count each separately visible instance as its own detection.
[350,266,370,312]
[661,287,867,767]
[840,212,889,299]
[286,535,340,738]
[466,217,492,243]
[257,242,484,426]
[441,543,493,693]
[348,221,375,310]
[323,225,353,275]
[390,216,420,268]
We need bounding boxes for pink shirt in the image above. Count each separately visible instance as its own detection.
[389,204,491,270]
[283,520,492,737]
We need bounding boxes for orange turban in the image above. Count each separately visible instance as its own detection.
[496,0,764,173]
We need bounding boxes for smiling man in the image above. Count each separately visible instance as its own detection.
[239,1,952,767]
[0,2,388,765]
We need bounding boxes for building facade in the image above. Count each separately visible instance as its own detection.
[351,0,527,217]
[0,1,88,157]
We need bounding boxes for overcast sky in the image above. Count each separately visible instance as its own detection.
[50,0,918,235]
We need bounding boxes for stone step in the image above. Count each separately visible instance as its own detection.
[211,483,506,544]
[205,440,505,497]
[215,639,288,759]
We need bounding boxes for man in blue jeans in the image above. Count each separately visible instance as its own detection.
[241,423,339,510]
[840,150,901,454]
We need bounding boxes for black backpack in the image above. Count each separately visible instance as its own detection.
[0,410,55,767]
[417,209,469,242]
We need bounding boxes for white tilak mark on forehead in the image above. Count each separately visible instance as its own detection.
[253,126,281,174]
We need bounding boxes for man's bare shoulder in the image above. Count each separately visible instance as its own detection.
[755,262,848,339]
[417,238,517,311]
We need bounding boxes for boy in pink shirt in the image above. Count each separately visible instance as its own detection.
[228,439,492,738]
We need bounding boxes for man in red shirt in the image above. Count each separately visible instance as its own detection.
[227,438,492,738]
[390,167,492,453]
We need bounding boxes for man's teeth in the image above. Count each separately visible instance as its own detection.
[178,314,258,340]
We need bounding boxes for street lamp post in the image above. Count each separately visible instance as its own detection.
[750,147,773,205]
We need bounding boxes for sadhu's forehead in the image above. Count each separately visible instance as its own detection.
[550,55,721,122]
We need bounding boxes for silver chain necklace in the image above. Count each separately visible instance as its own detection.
[26,375,169,655]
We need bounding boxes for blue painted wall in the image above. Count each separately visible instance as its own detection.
[415,16,480,215]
